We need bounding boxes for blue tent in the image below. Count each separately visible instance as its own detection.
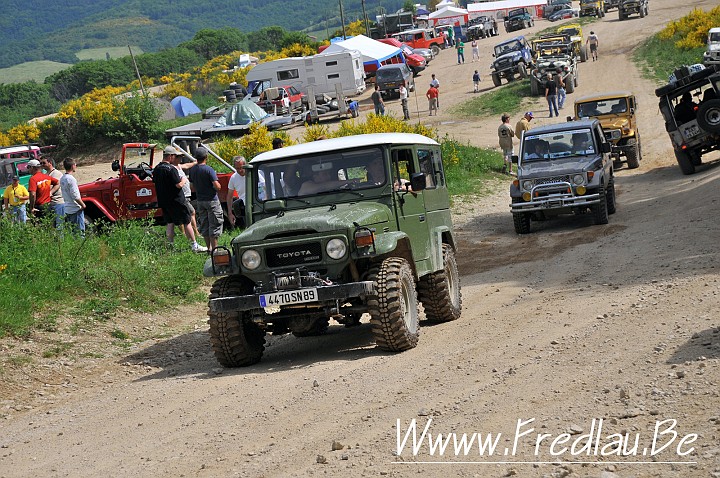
[170,96,201,118]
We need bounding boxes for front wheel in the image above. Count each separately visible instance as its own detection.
[517,62,528,79]
[606,179,617,215]
[580,45,588,62]
[625,138,640,169]
[592,188,609,225]
[368,257,419,352]
[492,72,502,87]
[208,277,266,367]
[565,73,575,94]
[417,244,462,323]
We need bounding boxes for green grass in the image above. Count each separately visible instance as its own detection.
[442,137,505,196]
[452,81,533,118]
[0,218,209,337]
[0,61,73,84]
[75,46,144,61]
[634,35,706,85]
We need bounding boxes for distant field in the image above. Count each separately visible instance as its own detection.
[0,61,73,84]
[75,46,144,61]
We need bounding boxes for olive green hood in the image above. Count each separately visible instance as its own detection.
[236,202,392,243]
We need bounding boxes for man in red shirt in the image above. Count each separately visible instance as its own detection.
[426,83,439,116]
[27,159,59,219]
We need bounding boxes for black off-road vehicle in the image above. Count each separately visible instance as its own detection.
[655,65,720,175]
[618,0,648,20]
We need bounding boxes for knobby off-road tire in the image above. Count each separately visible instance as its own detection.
[512,197,531,234]
[292,317,330,337]
[518,62,528,79]
[417,244,462,323]
[580,46,588,62]
[530,77,539,96]
[565,74,575,94]
[367,257,419,352]
[207,276,266,367]
[697,99,720,134]
[674,149,696,175]
[593,188,609,225]
[492,72,502,87]
[431,45,441,56]
[606,179,617,215]
[625,138,640,169]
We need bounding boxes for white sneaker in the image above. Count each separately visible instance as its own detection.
[192,243,208,253]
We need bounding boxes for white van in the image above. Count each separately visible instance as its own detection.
[245,50,366,100]
[703,27,720,66]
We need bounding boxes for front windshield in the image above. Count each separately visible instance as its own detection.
[710,32,720,42]
[495,41,522,56]
[522,129,596,162]
[561,27,579,36]
[254,147,387,201]
[577,98,628,117]
[508,9,524,16]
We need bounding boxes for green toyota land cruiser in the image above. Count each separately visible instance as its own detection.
[204,133,462,367]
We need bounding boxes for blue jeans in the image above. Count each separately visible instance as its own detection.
[557,88,566,109]
[9,204,27,223]
[374,103,385,115]
[457,52,464,63]
[65,210,86,236]
[52,203,65,228]
[547,94,559,117]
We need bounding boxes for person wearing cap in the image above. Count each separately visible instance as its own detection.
[188,147,223,251]
[2,175,30,223]
[59,158,86,235]
[515,111,534,141]
[272,137,285,149]
[40,157,65,227]
[27,158,59,220]
[153,146,207,253]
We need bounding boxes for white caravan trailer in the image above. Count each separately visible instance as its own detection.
[245,50,366,100]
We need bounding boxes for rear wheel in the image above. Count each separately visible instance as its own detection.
[625,138,640,169]
[417,244,462,323]
[674,149,696,175]
[580,45,588,62]
[639,6,645,17]
[431,44,441,56]
[565,74,575,94]
[208,277,266,367]
[368,258,419,352]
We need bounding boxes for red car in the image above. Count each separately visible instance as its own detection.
[79,142,233,227]
[376,38,426,76]
[251,85,305,115]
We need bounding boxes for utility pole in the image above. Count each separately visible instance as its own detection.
[128,45,146,97]
[361,0,370,37]
[339,0,347,40]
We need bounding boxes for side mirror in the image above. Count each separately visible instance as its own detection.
[264,199,285,212]
[409,172,427,191]
[511,155,519,164]
[111,159,120,172]
[492,53,495,57]
[601,142,611,154]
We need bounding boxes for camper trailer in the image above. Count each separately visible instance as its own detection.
[245,50,366,100]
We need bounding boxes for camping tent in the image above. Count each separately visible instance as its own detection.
[429,6,469,26]
[323,35,404,74]
[171,96,201,118]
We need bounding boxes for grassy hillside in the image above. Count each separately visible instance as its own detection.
[1,0,403,68]
[75,46,145,61]
[0,61,73,84]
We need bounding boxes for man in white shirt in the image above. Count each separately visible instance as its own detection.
[227,155,246,228]
[59,158,86,235]
[399,82,410,120]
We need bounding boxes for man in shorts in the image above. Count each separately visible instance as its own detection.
[498,113,516,175]
[586,31,599,61]
[153,146,206,253]
[188,147,224,251]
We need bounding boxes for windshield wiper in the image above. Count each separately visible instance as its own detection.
[321,187,365,198]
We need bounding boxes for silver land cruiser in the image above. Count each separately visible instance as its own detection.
[510,119,616,233]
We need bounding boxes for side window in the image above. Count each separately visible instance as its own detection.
[417,149,437,189]
[277,69,299,81]
[392,148,415,185]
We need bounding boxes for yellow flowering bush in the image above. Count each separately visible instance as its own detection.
[238,122,274,160]
[6,124,41,144]
[160,82,194,100]
[0,132,11,147]
[333,114,438,139]
[658,7,720,50]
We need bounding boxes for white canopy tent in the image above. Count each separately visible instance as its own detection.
[323,35,403,70]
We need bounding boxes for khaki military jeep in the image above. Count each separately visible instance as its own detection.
[571,92,641,169]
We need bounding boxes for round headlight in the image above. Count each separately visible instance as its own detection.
[241,249,261,270]
[326,239,347,260]
[573,174,584,185]
[522,180,533,191]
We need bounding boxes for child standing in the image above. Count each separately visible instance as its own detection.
[473,70,481,93]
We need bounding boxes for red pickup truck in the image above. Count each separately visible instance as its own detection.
[79,142,233,228]
[392,28,446,56]
[376,38,426,76]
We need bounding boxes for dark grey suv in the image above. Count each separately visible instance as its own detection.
[510,119,616,233]
[376,63,415,98]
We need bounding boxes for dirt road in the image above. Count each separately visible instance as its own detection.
[2,1,720,477]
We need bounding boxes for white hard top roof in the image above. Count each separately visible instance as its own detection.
[251,133,439,163]
[0,145,40,155]
[710,27,720,33]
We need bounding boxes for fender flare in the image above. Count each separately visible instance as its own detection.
[83,197,118,222]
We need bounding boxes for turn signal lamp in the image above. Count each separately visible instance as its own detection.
[213,249,231,266]
[587,171,595,180]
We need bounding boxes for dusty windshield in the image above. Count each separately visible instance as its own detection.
[522,129,596,161]
[253,147,387,201]
[495,41,522,56]
[508,8,525,17]
[577,98,628,117]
